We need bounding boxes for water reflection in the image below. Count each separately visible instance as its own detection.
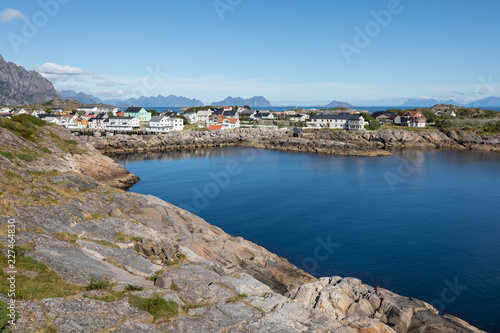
[111,147,238,163]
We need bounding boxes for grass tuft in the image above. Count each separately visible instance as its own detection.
[129,295,178,322]
[125,284,144,291]
[86,278,111,291]
[16,154,34,162]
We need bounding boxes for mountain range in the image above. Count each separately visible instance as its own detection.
[0,54,60,106]
[211,96,272,107]
[58,90,103,104]
[104,95,204,107]
[401,97,500,108]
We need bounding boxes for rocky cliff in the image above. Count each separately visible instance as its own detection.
[83,129,392,157]
[0,55,60,106]
[82,128,500,158]
[0,117,487,332]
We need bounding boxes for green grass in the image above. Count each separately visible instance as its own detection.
[181,303,207,313]
[80,237,119,249]
[0,115,46,143]
[38,147,52,154]
[86,291,125,303]
[16,154,34,162]
[165,253,186,266]
[226,294,248,303]
[50,133,85,154]
[125,284,144,291]
[170,282,181,291]
[0,151,14,160]
[129,295,178,322]
[86,278,111,291]
[0,252,83,300]
[52,232,79,244]
[51,232,119,248]
[146,275,158,283]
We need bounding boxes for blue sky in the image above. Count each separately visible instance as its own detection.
[1,0,499,105]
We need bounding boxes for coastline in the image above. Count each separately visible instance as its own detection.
[81,128,500,162]
[0,122,491,332]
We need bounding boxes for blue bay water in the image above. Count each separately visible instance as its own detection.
[114,148,500,332]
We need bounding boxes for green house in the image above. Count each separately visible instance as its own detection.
[123,107,151,122]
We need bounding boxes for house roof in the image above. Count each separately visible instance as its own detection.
[197,110,212,116]
[217,117,239,124]
[150,116,164,122]
[109,116,135,120]
[222,110,237,116]
[208,125,223,130]
[124,107,144,114]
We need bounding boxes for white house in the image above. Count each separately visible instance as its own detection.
[289,114,309,122]
[253,111,275,120]
[197,110,213,124]
[104,117,140,131]
[77,106,99,114]
[307,114,366,130]
[222,110,239,119]
[401,111,426,127]
[146,116,184,132]
[207,116,240,130]
[0,108,11,113]
[88,117,105,129]
[219,117,240,129]
[184,112,198,124]
[435,110,456,118]
[14,109,28,115]
[37,114,61,124]
[59,114,79,128]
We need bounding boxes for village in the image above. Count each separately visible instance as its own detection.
[0,104,433,134]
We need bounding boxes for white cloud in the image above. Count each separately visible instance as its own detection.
[96,79,117,87]
[0,8,26,23]
[35,63,92,75]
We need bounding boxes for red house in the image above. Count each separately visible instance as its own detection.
[401,110,426,128]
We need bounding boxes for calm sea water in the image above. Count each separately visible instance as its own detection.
[115,148,500,332]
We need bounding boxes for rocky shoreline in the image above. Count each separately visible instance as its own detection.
[81,128,500,160]
[0,121,490,332]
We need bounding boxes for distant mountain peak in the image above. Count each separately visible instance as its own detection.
[211,96,272,107]
[324,100,353,108]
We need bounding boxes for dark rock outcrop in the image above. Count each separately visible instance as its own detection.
[0,54,59,105]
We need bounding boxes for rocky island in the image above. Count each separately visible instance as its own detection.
[0,116,489,332]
